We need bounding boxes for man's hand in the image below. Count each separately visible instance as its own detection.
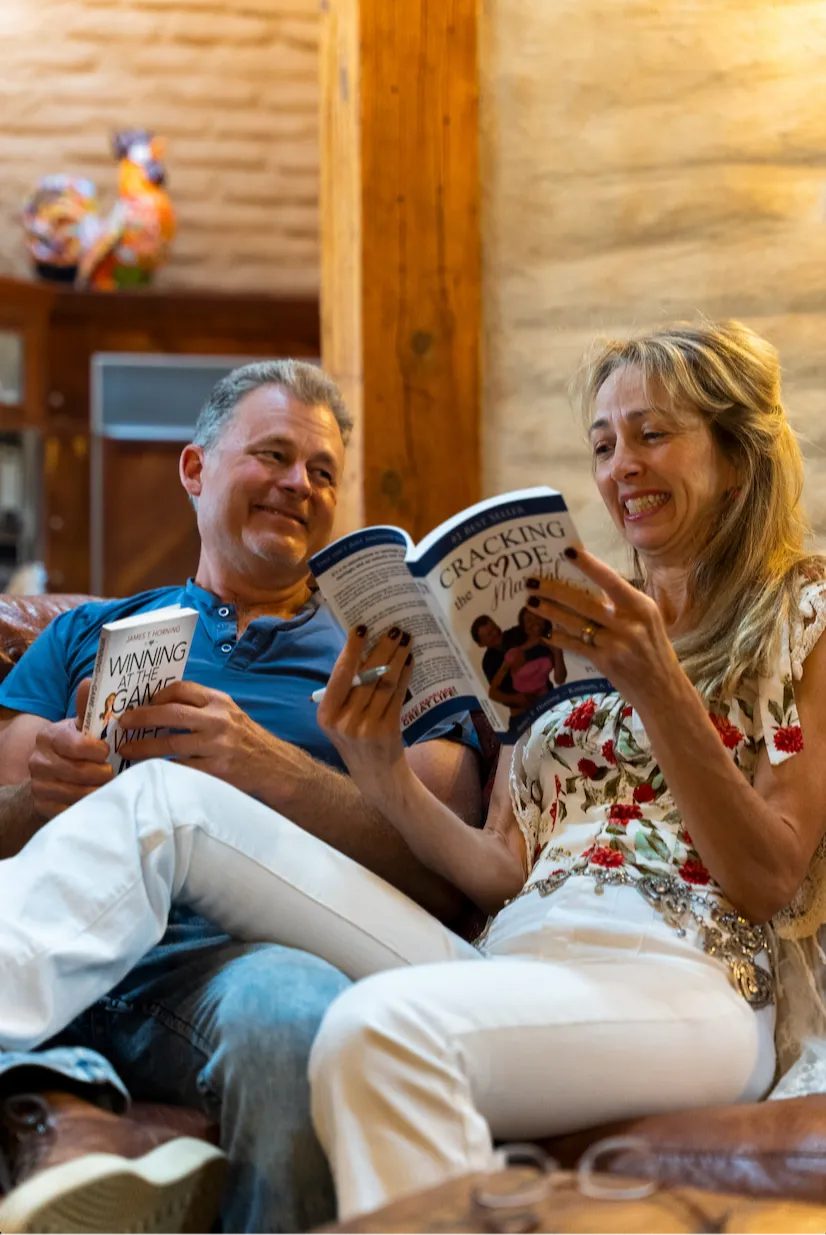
[119,681,285,798]
[28,679,113,819]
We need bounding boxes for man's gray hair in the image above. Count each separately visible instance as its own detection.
[192,359,353,451]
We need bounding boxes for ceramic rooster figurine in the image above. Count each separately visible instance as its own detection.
[23,130,176,290]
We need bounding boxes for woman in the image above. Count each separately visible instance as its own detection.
[2,320,824,1223]
[303,318,826,1218]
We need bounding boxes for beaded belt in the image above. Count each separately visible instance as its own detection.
[490,867,774,1011]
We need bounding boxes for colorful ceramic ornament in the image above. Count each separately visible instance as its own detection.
[23,131,176,290]
[22,175,99,282]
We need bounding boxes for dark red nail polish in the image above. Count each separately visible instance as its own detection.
[388,626,400,640]
[525,577,540,590]
[405,653,413,666]
[356,624,367,637]
[563,547,578,560]
[527,596,540,608]
[399,631,411,647]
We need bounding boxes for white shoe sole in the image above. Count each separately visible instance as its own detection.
[0,1136,227,1233]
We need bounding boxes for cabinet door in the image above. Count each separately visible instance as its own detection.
[43,432,91,594]
[97,439,201,597]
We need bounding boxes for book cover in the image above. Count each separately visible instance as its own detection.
[407,488,611,737]
[311,488,612,741]
[82,605,199,773]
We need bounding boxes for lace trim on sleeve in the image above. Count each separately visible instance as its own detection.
[508,736,540,872]
[790,581,826,679]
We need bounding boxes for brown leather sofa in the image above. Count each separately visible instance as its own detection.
[3,593,826,1207]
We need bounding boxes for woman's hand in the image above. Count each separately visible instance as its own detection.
[526,548,684,714]
[316,626,415,809]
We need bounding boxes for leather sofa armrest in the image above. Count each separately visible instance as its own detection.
[543,1095,826,1203]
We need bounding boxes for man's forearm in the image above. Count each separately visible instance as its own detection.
[257,746,467,922]
[0,781,43,859]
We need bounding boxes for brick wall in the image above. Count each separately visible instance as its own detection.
[480,0,826,562]
[0,0,320,293]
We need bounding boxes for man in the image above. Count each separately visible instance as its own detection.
[0,361,481,1232]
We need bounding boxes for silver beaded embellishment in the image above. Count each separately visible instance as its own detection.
[497,868,774,1011]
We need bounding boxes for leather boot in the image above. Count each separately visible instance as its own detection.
[0,1091,226,1233]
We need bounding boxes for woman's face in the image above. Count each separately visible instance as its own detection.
[590,365,737,567]
[520,608,547,639]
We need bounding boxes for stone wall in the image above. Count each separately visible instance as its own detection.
[0,0,320,293]
[479,0,826,562]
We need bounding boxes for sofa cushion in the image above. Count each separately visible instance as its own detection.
[0,596,93,683]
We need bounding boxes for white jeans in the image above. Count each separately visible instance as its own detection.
[0,760,776,1219]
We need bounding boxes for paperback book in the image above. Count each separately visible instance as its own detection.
[310,487,611,741]
[82,605,199,773]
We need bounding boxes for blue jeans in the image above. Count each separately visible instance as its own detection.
[51,909,351,1233]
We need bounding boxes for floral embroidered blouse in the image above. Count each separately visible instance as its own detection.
[508,580,826,1007]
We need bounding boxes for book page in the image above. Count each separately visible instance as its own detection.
[310,529,477,741]
[408,488,612,738]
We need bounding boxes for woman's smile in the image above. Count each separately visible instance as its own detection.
[621,490,672,521]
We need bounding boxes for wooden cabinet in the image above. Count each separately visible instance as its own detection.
[0,277,53,434]
[0,279,320,595]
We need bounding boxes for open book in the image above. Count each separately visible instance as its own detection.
[82,605,199,773]
[310,487,612,741]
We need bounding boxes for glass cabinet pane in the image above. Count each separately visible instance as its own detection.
[0,331,23,405]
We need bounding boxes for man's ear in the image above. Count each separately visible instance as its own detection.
[180,443,205,499]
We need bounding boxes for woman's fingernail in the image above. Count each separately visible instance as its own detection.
[525,577,540,590]
[388,626,401,640]
[527,596,540,608]
[356,624,368,637]
[399,631,411,647]
[564,546,578,560]
[405,653,413,666]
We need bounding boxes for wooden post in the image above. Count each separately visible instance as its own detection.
[320,0,482,539]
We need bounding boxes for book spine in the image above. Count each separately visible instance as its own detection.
[82,627,111,735]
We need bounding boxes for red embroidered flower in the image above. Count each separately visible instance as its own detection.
[548,800,558,828]
[709,712,743,750]
[774,725,804,754]
[554,775,562,797]
[578,758,599,779]
[622,706,633,718]
[565,699,597,731]
[680,859,711,885]
[681,829,693,846]
[555,733,575,748]
[633,783,656,804]
[608,803,642,822]
[589,846,624,869]
[602,739,616,765]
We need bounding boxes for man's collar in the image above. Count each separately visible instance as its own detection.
[183,578,321,627]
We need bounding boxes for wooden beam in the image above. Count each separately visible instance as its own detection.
[320,0,482,540]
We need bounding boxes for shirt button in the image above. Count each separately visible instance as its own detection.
[218,607,231,617]
[220,643,233,653]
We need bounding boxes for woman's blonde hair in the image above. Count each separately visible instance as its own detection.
[573,319,825,701]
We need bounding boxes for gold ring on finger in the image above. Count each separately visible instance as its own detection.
[580,622,598,647]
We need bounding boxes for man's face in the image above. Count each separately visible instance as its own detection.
[184,384,345,581]
[476,619,503,649]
